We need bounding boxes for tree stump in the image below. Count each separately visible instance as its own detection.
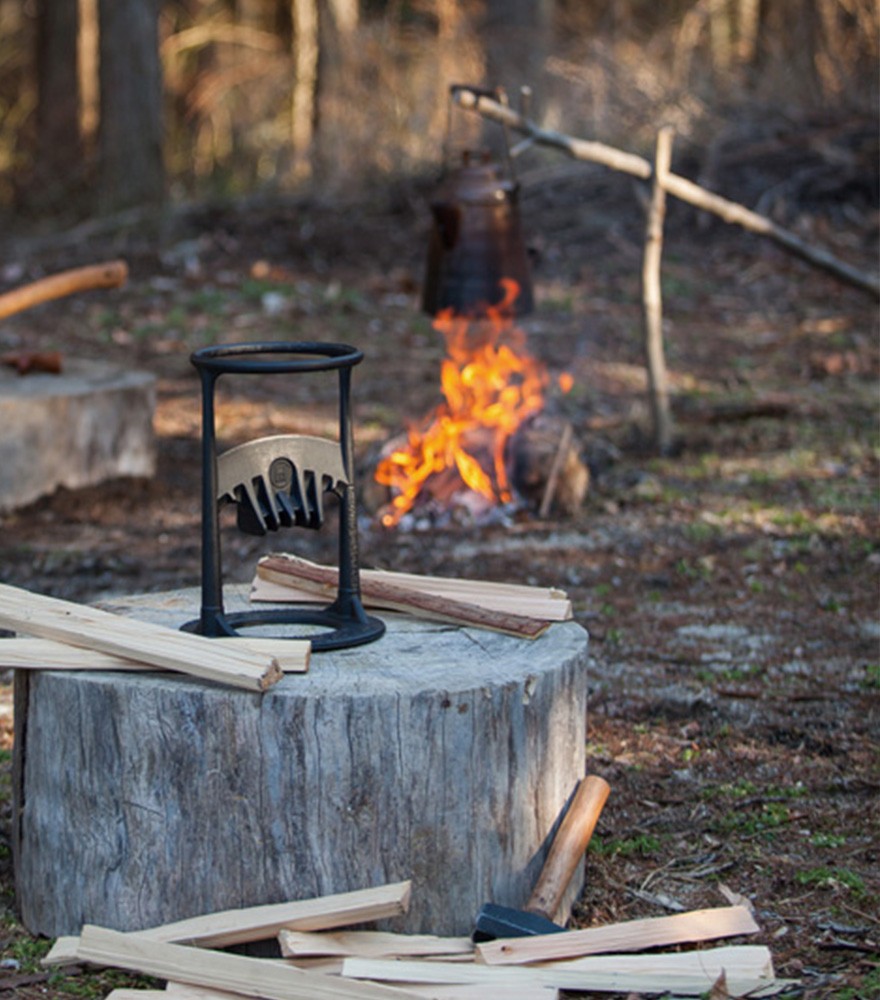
[13,587,589,937]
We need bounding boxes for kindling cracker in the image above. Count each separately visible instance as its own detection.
[184,341,385,651]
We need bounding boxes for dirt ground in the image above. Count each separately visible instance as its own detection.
[0,133,876,997]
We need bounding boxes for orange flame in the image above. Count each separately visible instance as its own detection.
[376,279,564,526]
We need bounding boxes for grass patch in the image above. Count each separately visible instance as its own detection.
[589,834,663,858]
[794,866,868,898]
[714,802,791,839]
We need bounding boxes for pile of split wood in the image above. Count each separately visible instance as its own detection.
[41,880,791,999]
[252,553,573,638]
[0,582,307,690]
[0,554,572,685]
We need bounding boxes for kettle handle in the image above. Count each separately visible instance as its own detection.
[443,84,518,185]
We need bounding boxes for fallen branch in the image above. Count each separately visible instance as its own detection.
[0,583,281,692]
[258,555,552,639]
[452,87,879,299]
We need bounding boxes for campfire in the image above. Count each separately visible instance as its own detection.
[375,279,576,526]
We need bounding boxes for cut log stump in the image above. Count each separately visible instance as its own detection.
[13,587,589,937]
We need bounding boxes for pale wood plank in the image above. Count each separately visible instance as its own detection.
[41,935,80,966]
[48,882,412,961]
[285,957,346,974]
[252,562,572,621]
[342,944,778,995]
[476,904,759,965]
[164,982,558,1000]
[278,929,474,959]
[0,583,281,691]
[77,925,423,1000]
[405,988,557,1000]
[109,985,559,1000]
[165,986,255,999]
[138,881,412,948]
[258,556,549,638]
[1,637,309,673]
[105,993,171,1000]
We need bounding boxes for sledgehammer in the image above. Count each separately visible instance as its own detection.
[472,774,611,941]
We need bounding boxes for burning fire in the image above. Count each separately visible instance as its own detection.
[376,279,569,526]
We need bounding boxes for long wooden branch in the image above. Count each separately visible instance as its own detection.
[452,87,879,299]
[642,126,675,455]
[454,88,652,180]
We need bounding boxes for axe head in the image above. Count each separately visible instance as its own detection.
[471,902,566,942]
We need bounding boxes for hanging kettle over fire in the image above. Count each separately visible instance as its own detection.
[422,86,534,317]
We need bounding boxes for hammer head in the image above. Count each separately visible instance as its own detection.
[472,902,567,942]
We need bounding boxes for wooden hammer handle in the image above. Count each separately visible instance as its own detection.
[526,775,611,922]
[0,260,128,321]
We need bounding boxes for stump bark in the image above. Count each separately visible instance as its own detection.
[13,588,589,937]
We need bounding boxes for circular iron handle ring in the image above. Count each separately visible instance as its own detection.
[191,341,363,376]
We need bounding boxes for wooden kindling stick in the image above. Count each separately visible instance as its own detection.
[476,904,761,966]
[0,582,281,692]
[0,636,310,674]
[76,925,422,1000]
[253,559,572,622]
[43,881,413,967]
[258,554,551,639]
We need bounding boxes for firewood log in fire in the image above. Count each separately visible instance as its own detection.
[362,411,588,522]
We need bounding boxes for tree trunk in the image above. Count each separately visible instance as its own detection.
[33,0,82,207]
[14,589,589,938]
[290,0,318,181]
[482,0,553,95]
[97,0,164,212]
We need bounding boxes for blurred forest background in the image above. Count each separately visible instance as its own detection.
[0,0,877,223]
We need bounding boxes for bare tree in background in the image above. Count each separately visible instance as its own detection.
[33,0,82,207]
[290,0,318,180]
[98,0,165,211]
[483,0,553,100]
